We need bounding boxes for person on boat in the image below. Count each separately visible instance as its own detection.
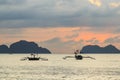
[74,50,83,60]
[31,53,35,58]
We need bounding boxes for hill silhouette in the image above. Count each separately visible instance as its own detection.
[0,45,10,53]
[80,45,120,53]
[0,40,51,53]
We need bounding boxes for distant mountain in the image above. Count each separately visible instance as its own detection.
[80,45,120,53]
[0,45,10,53]
[0,40,51,53]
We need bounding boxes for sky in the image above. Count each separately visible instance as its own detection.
[0,0,120,53]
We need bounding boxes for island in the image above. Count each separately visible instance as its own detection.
[80,45,120,53]
[0,40,51,54]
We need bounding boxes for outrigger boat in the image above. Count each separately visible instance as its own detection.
[63,50,96,60]
[21,53,48,61]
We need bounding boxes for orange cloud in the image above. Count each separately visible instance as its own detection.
[74,30,115,43]
[0,27,79,44]
[0,27,120,51]
[109,2,120,8]
[88,0,102,7]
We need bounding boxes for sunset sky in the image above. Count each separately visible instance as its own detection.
[0,0,120,53]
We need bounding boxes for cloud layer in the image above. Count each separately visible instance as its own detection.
[0,0,120,53]
[1,27,120,53]
[0,0,120,27]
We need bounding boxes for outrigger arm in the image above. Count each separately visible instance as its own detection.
[83,56,96,60]
[63,56,75,59]
[40,57,48,61]
[63,56,96,60]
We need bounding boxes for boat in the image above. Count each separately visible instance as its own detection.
[75,55,83,60]
[27,57,40,60]
[21,53,48,61]
[74,50,83,60]
[63,50,95,60]
[63,55,83,60]
[27,53,40,60]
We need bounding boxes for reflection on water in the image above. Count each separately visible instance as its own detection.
[0,54,120,80]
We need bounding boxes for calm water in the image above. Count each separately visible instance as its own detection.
[0,54,120,80]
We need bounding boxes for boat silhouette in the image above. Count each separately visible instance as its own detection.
[21,53,48,61]
[63,50,96,60]
[27,57,40,60]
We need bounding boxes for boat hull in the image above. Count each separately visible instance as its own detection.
[75,55,83,60]
[27,57,40,61]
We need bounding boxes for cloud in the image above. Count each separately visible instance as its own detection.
[86,38,99,44]
[0,0,119,28]
[104,36,120,44]
[88,0,102,7]
[40,37,84,53]
[0,27,81,45]
[103,36,120,49]
[1,26,120,53]
[0,0,26,5]
[109,2,120,8]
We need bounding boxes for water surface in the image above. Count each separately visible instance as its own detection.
[0,54,120,80]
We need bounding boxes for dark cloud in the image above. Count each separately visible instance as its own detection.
[0,28,23,34]
[0,0,120,28]
[113,27,120,34]
[104,36,120,44]
[0,28,24,39]
[0,0,26,5]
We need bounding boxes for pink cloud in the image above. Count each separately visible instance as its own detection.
[0,27,120,53]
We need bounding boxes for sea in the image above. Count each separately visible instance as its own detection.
[0,54,120,80]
